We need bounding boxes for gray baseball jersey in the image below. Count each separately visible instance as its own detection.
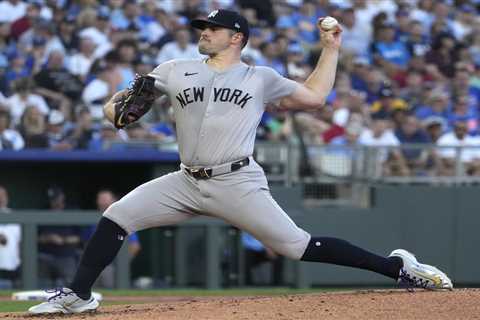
[148,59,299,166]
[104,59,311,260]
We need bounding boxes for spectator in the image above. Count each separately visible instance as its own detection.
[451,63,480,105]
[88,121,121,151]
[415,90,450,122]
[68,107,96,150]
[114,39,138,90]
[124,122,156,148]
[0,107,24,150]
[5,77,50,126]
[34,50,82,115]
[3,51,32,95]
[0,185,21,289]
[447,95,478,135]
[0,0,27,24]
[339,7,370,57]
[17,105,48,148]
[398,70,425,109]
[425,32,457,78]
[81,189,141,288]
[437,120,480,176]
[66,36,99,81]
[450,4,475,41]
[10,2,42,40]
[242,232,282,286]
[371,23,411,76]
[423,116,446,144]
[155,27,202,64]
[77,8,112,58]
[279,1,320,46]
[257,111,292,142]
[349,56,371,94]
[46,110,73,151]
[370,86,409,120]
[57,15,79,52]
[38,187,82,288]
[404,20,430,58]
[18,18,65,66]
[358,116,410,176]
[82,58,120,121]
[241,28,264,64]
[394,115,432,175]
[257,42,286,76]
[285,43,310,80]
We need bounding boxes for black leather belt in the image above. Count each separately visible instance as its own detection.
[184,157,250,180]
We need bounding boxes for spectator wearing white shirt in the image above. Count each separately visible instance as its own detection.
[82,59,120,121]
[359,116,409,176]
[77,8,112,59]
[18,18,65,66]
[0,0,27,23]
[66,37,98,81]
[0,185,21,289]
[340,7,371,57]
[0,108,24,150]
[5,77,50,126]
[437,120,480,176]
[156,27,202,64]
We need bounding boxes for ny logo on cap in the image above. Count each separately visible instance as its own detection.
[208,10,219,18]
[234,22,240,29]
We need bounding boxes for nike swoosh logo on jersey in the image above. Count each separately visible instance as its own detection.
[184,72,198,76]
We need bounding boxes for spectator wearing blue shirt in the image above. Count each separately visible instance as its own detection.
[404,20,431,57]
[395,115,432,175]
[279,1,321,45]
[81,190,141,288]
[4,52,31,94]
[415,90,451,122]
[452,63,480,107]
[257,42,286,76]
[349,56,370,94]
[371,23,411,72]
[447,95,479,135]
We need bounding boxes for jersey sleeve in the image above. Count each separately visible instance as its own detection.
[148,60,175,94]
[259,67,300,104]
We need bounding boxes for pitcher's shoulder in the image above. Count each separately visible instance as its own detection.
[152,58,204,70]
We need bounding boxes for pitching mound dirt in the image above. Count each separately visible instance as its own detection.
[3,288,480,320]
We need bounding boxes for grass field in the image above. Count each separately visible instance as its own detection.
[0,288,333,313]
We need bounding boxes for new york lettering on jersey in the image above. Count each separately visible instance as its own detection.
[175,86,253,108]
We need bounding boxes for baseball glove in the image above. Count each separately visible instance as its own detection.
[113,74,156,129]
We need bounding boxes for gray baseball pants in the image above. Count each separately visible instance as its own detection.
[104,158,310,260]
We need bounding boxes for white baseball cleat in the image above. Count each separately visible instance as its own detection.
[389,249,453,290]
[28,288,99,314]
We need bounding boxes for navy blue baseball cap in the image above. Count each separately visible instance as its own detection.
[191,9,249,42]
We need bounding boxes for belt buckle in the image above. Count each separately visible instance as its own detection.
[191,168,210,179]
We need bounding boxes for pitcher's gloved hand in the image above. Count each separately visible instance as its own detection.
[114,75,156,129]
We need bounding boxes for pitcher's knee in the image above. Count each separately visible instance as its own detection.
[102,200,133,234]
[269,232,311,260]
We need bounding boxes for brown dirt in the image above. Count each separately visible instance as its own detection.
[3,288,480,320]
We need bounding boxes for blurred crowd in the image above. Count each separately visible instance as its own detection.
[1,0,480,175]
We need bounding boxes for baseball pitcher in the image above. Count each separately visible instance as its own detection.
[29,9,452,315]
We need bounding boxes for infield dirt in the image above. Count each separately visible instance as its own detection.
[2,288,480,320]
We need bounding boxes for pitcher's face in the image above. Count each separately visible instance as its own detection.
[198,25,234,55]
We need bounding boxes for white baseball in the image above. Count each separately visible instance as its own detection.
[320,16,338,31]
